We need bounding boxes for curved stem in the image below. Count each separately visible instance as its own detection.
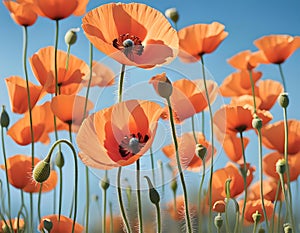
[136,159,143,233]
[239,131,247,229]
[117,167,131,233]
[57,166,63,221]
[118,64,126,102]
[248,69,257,114]
[257,129,269,232]
[198,161,205,232]
[200,56,214,233]
[278,64,287,92]
[167,97,192,233]
[191,115,198,143]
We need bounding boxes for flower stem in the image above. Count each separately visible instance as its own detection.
[270,180,280,232]
[155,203,162,233]
[38,183,43,222]
[150,147,156,186]
[102,179,107,233]
[85,166,90,233]
[252,221,258,233]
[279,172,293,230]
[278,64,287,92]
[54,20,59,96]
[198,161,205,232]
[166,97,192,233]
[68,123,73,143]
[239,131,247,229]
[248,69,257,114]
[118,64,126,103]
[257,129,269,231]
[58,167,63,221]
[200,56,214,233]
[109,202,113,233]
[201,111,205,137]
[191,115,198,143]
[136,159,143,233]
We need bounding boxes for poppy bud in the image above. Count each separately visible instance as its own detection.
[149,73,173,99]
[276,159,286,175]
[144,176,160,205]
[65,28,79,46]
[55,151,65,168]
[165,8,179,24]
[170,178,178,193]
[1,105,10,129]
[213,200,226,213]
[278,93,289,108]
[252,210,262,224]
[33,160,51,183]
[252,115,262,130]
[100,177,110,190]
[195,144,207,160]
[283,223,293,233]
[258,227,265,233]
[214,214,223,229]
[43,219,53,232]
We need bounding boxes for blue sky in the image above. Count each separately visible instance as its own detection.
[1,0,300,230]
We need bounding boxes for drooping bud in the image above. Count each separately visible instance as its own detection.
[214,214,223,230]
[149,73,173,99]
[195,144,207,160]
[252,115,263,130]
[1,105,10,129]
[276,159,286,175]
[33,160,51,183]
[100,177,110,190]
[65,28,79,46]
[252,210,262,224]
[55,151,65,168]
[144,176,160,205]
[165,8,179,24]
[43,219,53,232]
[278,93,289,108]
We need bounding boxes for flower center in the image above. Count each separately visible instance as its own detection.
[119,133,149,158]
[235,125,247,133]
[113,33,144,59]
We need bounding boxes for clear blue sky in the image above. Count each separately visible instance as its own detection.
[1,0,300,230]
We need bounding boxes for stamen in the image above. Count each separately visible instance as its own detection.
[118,133,149,158]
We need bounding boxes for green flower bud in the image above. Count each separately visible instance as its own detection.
[252,116,263,130]
[278,93,289,108]
[170,178,178,193]
[276,159,286,174]
[144,176,160,205]
[65,28,79,46]
[43,219,53,232]
[55,151,65,168]
[33,160,51,183]
[258,227,266,233]
[214,214,223,229]
[1,105,10,129]
[195,144,207,160]
[252,210,262,224]
[165,8,179,23]
[100,177,110,190]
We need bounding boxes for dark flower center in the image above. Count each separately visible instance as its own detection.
[113,33,144,60]
[235,125,247,133]
[119,133,149,158]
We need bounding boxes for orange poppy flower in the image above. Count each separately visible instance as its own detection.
[0,154,57,193]
[162,132,215,172]
[248,179,283,202]
[76,100,163,168]
[51,94,93,127]
[251,35,300,64]
[105,215,123,233]
[213,104,273,135]
[3,0,38,26]
[82,61,115,87]
[219,70,262,97]
[30,46,89,95]
[263,151,300,182]
[5,76,44,114]
[166,195,197,221]
[261,120,300,155]
[82,3,178,68]
[35,0,88,20]
[0,218,25,232]
[38,215,84,233]
[227,50,260,70]
[230,95,262,109]
[243,199,274,223]
[178,22,228,63]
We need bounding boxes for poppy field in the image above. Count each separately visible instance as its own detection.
[1,0,300,233]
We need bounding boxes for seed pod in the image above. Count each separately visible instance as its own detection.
[33,160,51,183]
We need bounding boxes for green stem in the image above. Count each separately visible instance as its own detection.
[257,129,269,232]
[58,167,63,221]
[54,20,59,96]
[279,173,293,231]
[201,111,205,137]
[252,221,258,233]
[66,44,71,71]
[278,64,287,92]
[158,161,165,197]
[166,97,192,233]
[109,202,113,233]
[1,127,12,229]
[118,64,126,102]
[150,147,156,186]
[136,159,143,233]
[200,56,214,233]
[248,69,257,114]
[102,182,107,233]
[38,183,43,222]
[68,123,73,143]
[277,201,282,233]
[29,193,33,232]
[155,203,162,233]
[173,188,177,212]
[239,131,247,229]
[85,167,90,233]
[198,161,205,232]
[191,115,198,143]
[270,180,280,233]
[225,200,230,233]
[117,167,131,233]
[233,206,240,233]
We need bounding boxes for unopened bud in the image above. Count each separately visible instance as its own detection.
[278,93,289,108]
[65,28,79,46]
[43,219,53,232]
[214,214,223,229]
[252,210,262,224]
[258,228,265,233]
[276,159,286,174]
[149,73,173,99]
[195,144,207,160]
[1,105,10,129]
[33,160,51,183]
[144,176,160,205]
[55,151,65,168]
[252,116,262,130]
[284,223,293,233]
[170,179,178,193]
[165,8,179,23]
[100,177,110,190]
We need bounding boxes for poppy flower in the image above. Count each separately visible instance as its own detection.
[3,0,38,26]
[50,94,93,127]
[82,3,178,68]
[162,132,215,172]
[242,199,274,223]
[211,162,255,204]
[251,35,300,64]
[30,46,89,95]
[248,179,283,202]
[227,50,260,70]
[0,218,25,232]
[82,61,115,87]
[219,70,262,97]
[178,22,228,63]
[0,154,57,193]
[76,99,163,168]
[263,151,300,182]
[166,195,197,221]
[105,215,123,233]
[261,120,300,155]
[230,95,262,109]
[35,0,88,20]
[5,76,44,114]
[213,104,273,135]
[38,215,84,233]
